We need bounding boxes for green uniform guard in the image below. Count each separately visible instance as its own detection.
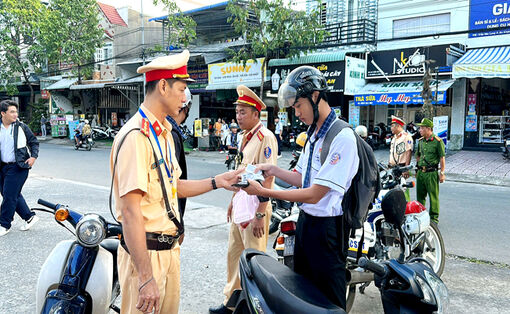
[415,118,446,223]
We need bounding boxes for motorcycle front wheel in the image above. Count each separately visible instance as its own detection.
[417,222,445,276]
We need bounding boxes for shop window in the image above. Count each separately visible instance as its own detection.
[393,13,450,38]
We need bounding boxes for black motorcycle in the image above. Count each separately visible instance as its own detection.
[228,189,449,314]
[502,133,510,160]
[75,131,93,151]
[225,148,239,170]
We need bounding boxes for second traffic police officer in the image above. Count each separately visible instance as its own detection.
[110,50,241,314]
[209,85,278,314]
[242,66,359,310]
[415,118,446,223]
[388,115,414,200]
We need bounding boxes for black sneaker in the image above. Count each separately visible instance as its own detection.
[209,304,232,314]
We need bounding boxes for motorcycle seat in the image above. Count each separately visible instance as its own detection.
[249,254,346,314]
[275,177,293,189]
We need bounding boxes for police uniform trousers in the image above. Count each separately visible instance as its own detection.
[416,171,440,223]
[117,245,180,314]
[223,205,272,305]
[294,210,349,310]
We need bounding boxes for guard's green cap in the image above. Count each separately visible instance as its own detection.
[417,118,433,128]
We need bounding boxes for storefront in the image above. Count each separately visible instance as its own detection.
[205,58,269,124]
[268,51,362,131]
[453,46,510,149]
[358,44,463,141]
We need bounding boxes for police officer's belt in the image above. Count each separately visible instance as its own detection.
[417,165,438,172]
[121,232,179,253]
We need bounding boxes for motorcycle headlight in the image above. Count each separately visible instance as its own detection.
[424,269,449,313]
[75,214,106,247]
[416,274,435,305]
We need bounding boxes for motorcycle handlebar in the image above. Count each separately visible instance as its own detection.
[358,257,388,277]
[37,199,59,210]
[107,224,123,237]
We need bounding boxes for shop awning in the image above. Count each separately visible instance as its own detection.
[45,78,78,90]
[453,46,510,78]
[268,50,356,67]
[354,79,455,106]
[70,83,107,90]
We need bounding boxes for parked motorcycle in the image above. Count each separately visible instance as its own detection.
[75,133,93,151]
[502,133,510,160]
[34,199,122,314]
[225,148,239,170]
[91,125,118,140]
[275,164,445,312]
[228,190,448,314]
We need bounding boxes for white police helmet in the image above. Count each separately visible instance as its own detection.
[355,125,368,138]
[183,87,192,108]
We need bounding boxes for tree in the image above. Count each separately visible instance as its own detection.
[420,59,436,119]
[226,0,327,99]
[42,0,104,81]
[153,0,197,50]
[0,0,48,108]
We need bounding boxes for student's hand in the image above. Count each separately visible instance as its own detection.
[215,168,243,191]
[242,179,265,196]
[254,164,277,178]
[25,157,36,167]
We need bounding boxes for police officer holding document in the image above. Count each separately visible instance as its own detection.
[388,115,414,200]
[241,66,359,310]
[110,49,241,314]
[209,85,278,314]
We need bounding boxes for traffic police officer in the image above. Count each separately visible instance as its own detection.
[388,115,414,200]
[110,50,241,314]
[242,66,359,310]
[415,118,446,223]
[209,85,278,314]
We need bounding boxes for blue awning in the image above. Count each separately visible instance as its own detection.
[453,46,510,78]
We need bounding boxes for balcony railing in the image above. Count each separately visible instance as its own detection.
[321,19,377,46]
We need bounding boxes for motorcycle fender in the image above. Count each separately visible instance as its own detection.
[36,240,75,313]
[85,245,114,314]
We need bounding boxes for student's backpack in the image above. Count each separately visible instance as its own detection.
[320,119,381,230]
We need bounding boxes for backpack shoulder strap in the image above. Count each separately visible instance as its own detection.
[320,119,349,165]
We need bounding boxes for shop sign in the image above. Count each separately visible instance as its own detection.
[348,100,360,127]
[344,57,366,95]
[270,61,345,92]
[469,0,510,38]
[188,66,208,90]
[433,116,449,146]
[453,63,510,78]
[468,94,477,115]
[41,90,50,99]
[208,58,265,86]
[366,45,456,79]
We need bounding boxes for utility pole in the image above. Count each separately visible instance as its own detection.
[420,59,435,119]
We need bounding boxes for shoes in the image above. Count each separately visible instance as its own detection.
[219,151,225,154]
[209,304,232,314]
[277,155,282,159]
[0,226,10,236]
[20,215,39,231]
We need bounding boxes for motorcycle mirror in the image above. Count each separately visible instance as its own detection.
[380,189,407,226]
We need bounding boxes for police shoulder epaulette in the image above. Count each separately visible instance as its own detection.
[434,136,441,142]
[141,118,151,137]
[418,137,424,141]
[257,130,264,141]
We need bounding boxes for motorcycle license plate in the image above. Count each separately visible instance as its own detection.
[506,140,510,146]
[290,138,295,142]
[348,238,368,254]
[88,138,93,142]
[284,235,295,256]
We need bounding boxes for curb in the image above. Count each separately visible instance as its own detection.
[447,173,510,187]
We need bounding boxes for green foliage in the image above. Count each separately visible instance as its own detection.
[0,0,47,98]
[154,0,197,49]
[27,98,49,133]
[42,0,104,78]
[226,0,327,97]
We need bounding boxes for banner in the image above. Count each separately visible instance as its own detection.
[348,101,360,127]
[465,115,478,132]
[270,61,345,92]
[344,57,366,95]
[433,116,449,146]
[469,0,510,38]
[208,58,265,87]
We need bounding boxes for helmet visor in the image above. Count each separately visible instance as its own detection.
[278,83,298,108]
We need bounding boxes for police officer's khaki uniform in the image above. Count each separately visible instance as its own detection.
[222,89,278,305]
[111,105,182,314]
[389,130,413,200]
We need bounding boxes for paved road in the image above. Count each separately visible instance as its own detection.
[0,143,508,313]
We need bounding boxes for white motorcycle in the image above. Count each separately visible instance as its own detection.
[275,164,445,312]
[34,199,122,314]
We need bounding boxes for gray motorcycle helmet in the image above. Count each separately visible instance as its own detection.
[277,66,328,109]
